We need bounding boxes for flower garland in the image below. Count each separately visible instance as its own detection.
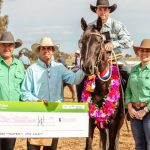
[81,66,120,128]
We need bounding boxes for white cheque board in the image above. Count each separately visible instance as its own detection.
[0,102,89,138]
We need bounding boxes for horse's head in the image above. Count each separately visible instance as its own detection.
[79,17,108,75]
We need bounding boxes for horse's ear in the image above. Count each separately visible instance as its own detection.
[96,17,102,31]
[81,17,87,31]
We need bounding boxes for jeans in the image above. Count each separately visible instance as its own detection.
[27,138,58,150]
[0,138,16,150]
[131,110,150,150]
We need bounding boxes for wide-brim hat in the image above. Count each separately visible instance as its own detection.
[0,31,22,48]
[31,37,59,53]
[75,50,80,54]
[90,0,117,13]
[133,39,150,55]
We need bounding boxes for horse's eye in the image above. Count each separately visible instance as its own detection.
[78,40,82,49]
[96,41,101,45]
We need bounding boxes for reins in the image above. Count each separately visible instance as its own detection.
[111,50,129,132]
[90,32,113,81]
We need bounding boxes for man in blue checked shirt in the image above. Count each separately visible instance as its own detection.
[88,0,133,92]
[21,36,85,150]
[90,0,133,55]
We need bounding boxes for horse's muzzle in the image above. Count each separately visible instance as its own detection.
[82,64,95,75]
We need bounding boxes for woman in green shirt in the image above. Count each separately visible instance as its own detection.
[125,39,150,150]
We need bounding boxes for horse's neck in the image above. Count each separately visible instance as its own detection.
[91,79,111,106]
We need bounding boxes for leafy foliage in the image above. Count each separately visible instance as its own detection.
[0,15,8,34]
[0,0,9,34]
[54,49,70,61]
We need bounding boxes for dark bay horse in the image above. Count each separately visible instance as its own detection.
[79,17,125,150]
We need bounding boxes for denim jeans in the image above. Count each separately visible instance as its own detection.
[0,138,16,150]
[131,110,150,150]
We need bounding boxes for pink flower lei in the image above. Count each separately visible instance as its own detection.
[81,66,120,128]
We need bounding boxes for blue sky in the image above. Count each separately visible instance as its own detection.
[1,0,150,55]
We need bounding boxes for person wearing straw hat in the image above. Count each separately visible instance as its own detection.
[0,31,25,150]
[21,36,85,150]
[125,39,150,150]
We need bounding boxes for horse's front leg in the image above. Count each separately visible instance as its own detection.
[85,119,96,150]
[50,138,59,150]
[109,109,125,150]
[99,128,109,150]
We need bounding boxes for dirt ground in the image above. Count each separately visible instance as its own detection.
[14,86,135,150]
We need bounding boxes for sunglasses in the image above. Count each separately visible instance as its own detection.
[138,49,150,52]
[0,43,15,47]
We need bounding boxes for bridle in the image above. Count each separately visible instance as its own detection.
[80,31,112,81]
[90,32,105,64]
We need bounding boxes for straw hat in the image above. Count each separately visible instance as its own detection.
[31,37,59,53]
[90,0,117,13]
[0,31,22,48]
[75,50,80,54]
[133,39,150,55]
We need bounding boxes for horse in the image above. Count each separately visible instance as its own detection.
[79,17,125,150]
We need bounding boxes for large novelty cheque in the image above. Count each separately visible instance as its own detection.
[0,102,89,138]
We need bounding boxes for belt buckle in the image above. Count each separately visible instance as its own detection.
[137,103,146,108]
[132,103,142,108]
[136,105,141,109]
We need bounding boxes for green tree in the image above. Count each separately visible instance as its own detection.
[0,0,9,34]
[0,0,3,12]
[54,50,70,62]
[0,15,8,34]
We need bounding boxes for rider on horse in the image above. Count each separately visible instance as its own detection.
[90,0,133,74]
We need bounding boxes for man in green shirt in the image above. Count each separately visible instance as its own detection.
[0,31,25,150]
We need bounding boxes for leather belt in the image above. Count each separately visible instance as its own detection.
[132,102,147,108]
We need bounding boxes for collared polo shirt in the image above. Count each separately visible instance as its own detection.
[125,63,150,110]
[0,56,25,101]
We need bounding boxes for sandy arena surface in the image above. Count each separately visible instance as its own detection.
[14,86,135,150]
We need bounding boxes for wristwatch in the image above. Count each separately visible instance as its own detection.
[144,106,149,113]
